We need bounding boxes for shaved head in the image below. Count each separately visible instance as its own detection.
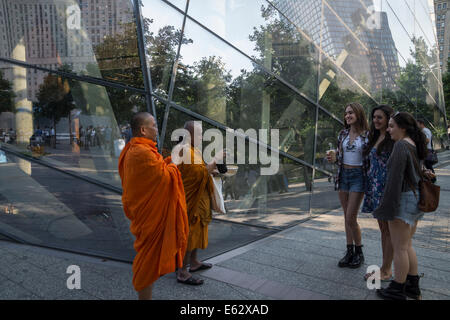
[131,112,158,141]
[131,112,152,137]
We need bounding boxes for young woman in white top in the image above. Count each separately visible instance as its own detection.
[327,102,369,269]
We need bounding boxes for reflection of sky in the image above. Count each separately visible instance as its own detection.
[384,0,437,67]
[142,0,437,76]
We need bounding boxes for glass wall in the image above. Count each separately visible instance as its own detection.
[0,0,447,261]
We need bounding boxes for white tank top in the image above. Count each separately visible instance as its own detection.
[343,135,363,166]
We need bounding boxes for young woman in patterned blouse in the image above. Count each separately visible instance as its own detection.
[362,105,395,283]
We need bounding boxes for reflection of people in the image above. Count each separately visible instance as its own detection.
[417,119,434,175]
[104,126,112,150]
[50,127,55,148]
[176,121,223,285]
[361,105,395,283]
[374,112,428,300]
[118,112,189,300]
[327,102,369,269]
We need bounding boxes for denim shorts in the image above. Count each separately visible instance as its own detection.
[339,167,365,193]
[397,191,424,226]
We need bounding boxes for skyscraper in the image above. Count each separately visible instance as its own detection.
[0,0,133,101]
[274,0,400,92]
[435,0,450,72]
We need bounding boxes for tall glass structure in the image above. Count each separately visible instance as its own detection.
[0,0,447,261]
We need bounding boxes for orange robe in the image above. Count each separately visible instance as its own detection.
[177,146,214,251]
[118,137,188,292]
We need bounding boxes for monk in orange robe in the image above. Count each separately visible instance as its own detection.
[118,112,188,299]
[176,121,224,285]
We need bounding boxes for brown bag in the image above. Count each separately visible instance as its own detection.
[406,147,440,213]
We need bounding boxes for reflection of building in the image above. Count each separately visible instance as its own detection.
[274,0,400,92]
[435,0,450,72]
[0,0,133,100]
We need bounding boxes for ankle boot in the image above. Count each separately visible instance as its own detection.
[338,245,354,268]
[405,274,422,300]
[349,245,364,268]
[376,280,407,300]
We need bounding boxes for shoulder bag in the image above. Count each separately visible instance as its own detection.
[406,147,440,213]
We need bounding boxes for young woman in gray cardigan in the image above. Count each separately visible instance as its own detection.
[373,112,432,300]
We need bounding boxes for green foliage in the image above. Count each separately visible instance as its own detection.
[0,70,15,113]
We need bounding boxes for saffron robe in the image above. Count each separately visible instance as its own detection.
[177,146,214,251]
[119,137,188,291]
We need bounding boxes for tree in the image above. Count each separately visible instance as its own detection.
[0,70,15,113]
[35,65,77,147]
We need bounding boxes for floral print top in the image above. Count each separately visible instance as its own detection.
[362,147,391,213]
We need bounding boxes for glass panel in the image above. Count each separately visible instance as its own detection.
[173,18,317,163]
[187,0,319,100]
[381,0,444,126]
[162,107,312,231]
[166,0,186,11]
[318,53,377,119]
[311,108,342,215]
[0,63,145,190]
[314,109,342,174]
[0,152,134,261]
[0,0,143,88]
[311,168,340,216]
[141,0,186,97]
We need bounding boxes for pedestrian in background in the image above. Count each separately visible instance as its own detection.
[362,105,395,283]
[327,102,369,269]
[417,119,434,174]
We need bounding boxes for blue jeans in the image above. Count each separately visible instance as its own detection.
[339,167,365,193]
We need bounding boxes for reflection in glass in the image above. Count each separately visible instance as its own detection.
[163,108,312,229]
[0,0,142,88]
[173,18,316,163]
[188,0,319,100]
[0,153,134,261]
[141,0,188,97]
[0,64,145,189]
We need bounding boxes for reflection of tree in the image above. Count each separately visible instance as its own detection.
[0,70,15,113]
[377,37,434,122]
[92,19,193,125]
[443,59,450,122]
[35,65,78,146]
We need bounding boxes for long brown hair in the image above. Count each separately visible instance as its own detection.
[344,102,369,133]
[364,105,395,157]
[391,112,428,160]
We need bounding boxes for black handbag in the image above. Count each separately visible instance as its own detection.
[426,137,438,165]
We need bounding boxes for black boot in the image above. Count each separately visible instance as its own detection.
[349,245,364,269]
[338,245,354,268]
[377,280,407,300]
[405,274,422,300]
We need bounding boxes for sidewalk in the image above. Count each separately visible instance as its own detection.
[0,163,449,300]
